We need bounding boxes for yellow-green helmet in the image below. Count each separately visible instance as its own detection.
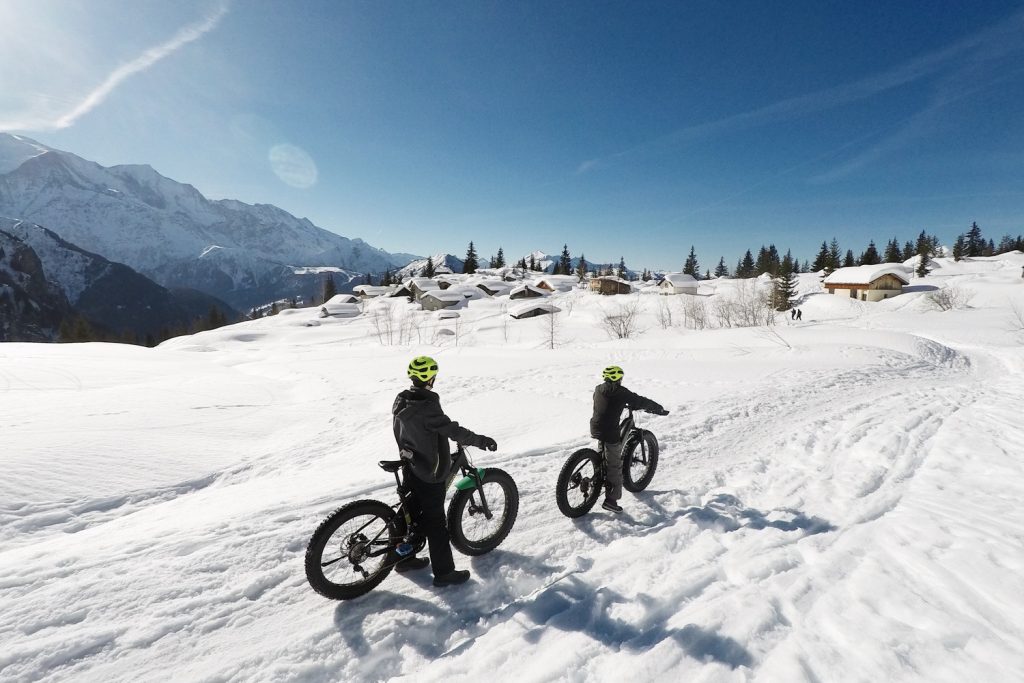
[408,356,439,382]
[602,365,624,382]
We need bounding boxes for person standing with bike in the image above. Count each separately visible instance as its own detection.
[392,356,498,587]
[591,366,668,513]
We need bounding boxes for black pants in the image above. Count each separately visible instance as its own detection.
[404,473,455,577]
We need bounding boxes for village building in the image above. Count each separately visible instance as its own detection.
[477,280,512,296]
[352,284,394,299]
[509,301,561,319]
[445,286,485,301]
[823,265,911,302]
[589,276,633,296]
[509,284,549,300]
[388,283,414,299]
[535,275,579,292]
[319,302,360,318]
[324,293,359,305]
[418,291,465,312]
[406,278,441,300]
[657,273,699,295]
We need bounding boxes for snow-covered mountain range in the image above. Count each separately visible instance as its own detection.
[1,217,234,341]
[0,134,418,308]
[0,225,70,341]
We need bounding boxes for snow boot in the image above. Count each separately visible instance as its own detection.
[432,569,471,587]
[395,556,430,573]
[602,499,623,513]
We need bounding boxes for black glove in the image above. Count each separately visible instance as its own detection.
[480,437,498,452]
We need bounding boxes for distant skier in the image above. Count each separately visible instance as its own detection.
[392,356,498,586]
[796,308,803,321]
[590,366,668,513]
[791,309,796,320]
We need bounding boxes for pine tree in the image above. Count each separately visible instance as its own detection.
[843,250,855,267]
[916,240,932,277]
[557,244,572,275]
[493,247,505,268]
[738,250,755,278]
[952,235,965,261]
[883,238,903,263]
[617,257,627,278]
[828,238,842,273]
[323,274,337,301]
[714,257,729,278]
[422,256,436,278]
[463,241,479,274]
[773,252,798,311]
[860,240,880,265]
[704,268,711,280]
[576,253,588,280]
[528,254,537,271]
[755,246,769,276]
[682,246,699,277]
[965,222,984,257]
[811,241,830,272]
[997,235,1017,254]
[768,245,781,276]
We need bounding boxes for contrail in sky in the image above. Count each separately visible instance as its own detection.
[19,1,230,131]
[576,9,1024,175]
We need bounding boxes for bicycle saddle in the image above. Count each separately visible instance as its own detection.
[378,460,405,473]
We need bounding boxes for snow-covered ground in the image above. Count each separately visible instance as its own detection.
[3,256,1024,682]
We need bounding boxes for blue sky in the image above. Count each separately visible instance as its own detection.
[2,0,1023,271]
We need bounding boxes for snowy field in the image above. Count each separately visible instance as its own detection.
[3,256,1024,682]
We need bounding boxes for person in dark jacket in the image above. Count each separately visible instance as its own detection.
[392,356,497,586]
[590,365,668,513]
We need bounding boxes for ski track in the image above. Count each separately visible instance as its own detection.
[2,324,1023,681]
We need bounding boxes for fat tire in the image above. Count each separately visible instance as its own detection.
[622,431,659,492]
[305,499,404,600]
[448,468,519,556]
[556,448,603,518]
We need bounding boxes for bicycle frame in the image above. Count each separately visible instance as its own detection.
[388,446,496,544]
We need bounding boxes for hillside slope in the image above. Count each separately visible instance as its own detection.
[2,258,1023,681]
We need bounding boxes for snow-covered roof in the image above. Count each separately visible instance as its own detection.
[660,273,698,287]
[509,301,561,316]
[593,276,631,284]
[352,284,393,296]
[536,275,579,291]
[823,265,911,286]
[421,291,466,303]
[477,280,512,292]
[325,294,359,304]
[445,286,485,300]
[319,303,360,317]
[509,284,548,296]
[437,310,461,319]
[405,278,440,291]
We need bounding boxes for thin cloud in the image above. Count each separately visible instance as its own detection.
[811,62,1024,184]
[577,9,1024,174]
[1,1,230,131]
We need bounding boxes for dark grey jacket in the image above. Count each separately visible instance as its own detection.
[392,386,490,483]
[590,381,664,443]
